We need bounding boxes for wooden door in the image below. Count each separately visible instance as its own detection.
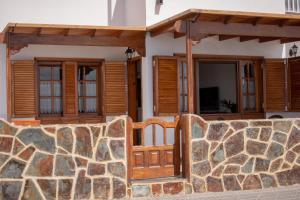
[128,118,180,180]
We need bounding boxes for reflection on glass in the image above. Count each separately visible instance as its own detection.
[85,67,97,80]
[54,82,61,96]
[40,82,51,96]
[54,98,62,114]
[249,80,256,94]
[86,83,97,96]
[249,95,256,110]
[40,99,52,114]
[242,79,247,94]
[78,82,84,96]
[40,67,51,80]
[53,67,62,80]
[86,98,97,113]
[249,64,255,78]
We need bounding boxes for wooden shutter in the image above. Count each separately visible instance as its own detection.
[104,61,127,115]
[63,62,78,116]
[289,58,300,111]
[264,59,286,112]
[153,56,179,116]
[12,60,36,118]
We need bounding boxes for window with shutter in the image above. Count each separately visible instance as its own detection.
[289,58,300,111]
[104,61,127,115]
[12,60,36,118]
[264,59,286,112]
[153,56,179,116]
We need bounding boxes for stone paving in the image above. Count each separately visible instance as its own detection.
[133,185,300,200]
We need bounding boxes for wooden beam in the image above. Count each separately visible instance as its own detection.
[0,33,4,43]
[186,20,194,113]
[63,28,70,36]
[223,15,232,24]
[259,37,279,43]
[219,35,237,41]
[280,38,300,44]
[240,36,258,42]
[9,33,146,56]
[151,20,183,37]
[181,21,300,39]
[174,32,185,39]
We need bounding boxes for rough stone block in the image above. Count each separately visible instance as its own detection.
[110,140,125,159]
[246,128,259,139]
[108,162,126,178]
[18,146,35,161]
[0,159,25,178]
[25,152,53,177]
[74,170,91,199]
[132,185,150,198]
[55,155,75,176]
[207,123,229,141]
[246,140,267,155]
[96,138,111,161]
[57,127,73,153]
[243,175,262,190]
[207,176,223,192]
[191,116,207,139]
[224,131,244,157]
[266,142,284,160]
[210,144,225,167]
[22,179,44,200]
[287,127,300,149]
[273,121,292,133]
[113,178,126,199]
[0,120,18,136]
[17,128,56,153]
[94,178,110,199]
[230,121,248,131]
[88,163,105,176]
[192,160,211,177]
[107,119,125,138]
[58,179,73,199]
[192,140,209,162]
[223,175,241,191]
[260,174,277,188]
[0,181,22,200]
[37,179,56,200]
[152,184,162,196]
[255,158,270,172]
[163,182,183,195]
[192,176,206,193]
[0,137,13,153]
[259,128,272,142]
[75,127,92,158]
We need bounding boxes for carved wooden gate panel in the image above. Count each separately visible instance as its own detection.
[127,117,180,180]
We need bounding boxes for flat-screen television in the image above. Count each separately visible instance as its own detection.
[200,87,219,113]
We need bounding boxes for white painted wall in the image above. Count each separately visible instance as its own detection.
[0,44,7,120]
[146,0,286,25]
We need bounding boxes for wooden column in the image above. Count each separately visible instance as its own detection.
[186,20,194,113]
[6,34,12,121]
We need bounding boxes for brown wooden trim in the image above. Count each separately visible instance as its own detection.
[174,53,264,61]
[126,117,133,185]
[36,57,104,63]
[201,112,265,121]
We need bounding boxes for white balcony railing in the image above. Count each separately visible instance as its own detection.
[286,0,300,13]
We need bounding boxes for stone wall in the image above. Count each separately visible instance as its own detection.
[0,117,127,200]
[189,114,300,193]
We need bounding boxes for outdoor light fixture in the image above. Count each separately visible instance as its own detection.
[125,47,135,60]
[157,0,163,5]
[289,43,298,57]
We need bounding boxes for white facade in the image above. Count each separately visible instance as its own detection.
[1,0,298,120]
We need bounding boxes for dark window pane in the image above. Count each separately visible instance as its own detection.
[40,98,52,114]
[78,98,84,113]
[85,67,97,80]
[249,64,255,78]
[40,67,51,80]
[53,67,62,80]
[78,82,84,97]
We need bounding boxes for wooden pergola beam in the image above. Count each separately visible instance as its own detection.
[180,21,300,40]
[9,33,146,56]
[219,35,237,41]
[151,20,183,37]
[259,37,280,43]
[240,36,258,42]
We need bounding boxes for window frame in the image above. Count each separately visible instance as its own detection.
[35,58,104,121]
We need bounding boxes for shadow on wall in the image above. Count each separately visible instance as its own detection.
[108,0,126,26]
[155,0,162,15]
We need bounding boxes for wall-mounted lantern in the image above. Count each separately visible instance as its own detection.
[289,43,298,57]
[125,47,135,60]
[157,0,163,5]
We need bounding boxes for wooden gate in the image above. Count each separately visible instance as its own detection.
[127,117,180,180]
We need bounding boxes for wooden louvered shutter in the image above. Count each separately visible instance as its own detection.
[12,60,36,118]
[104,61,127,115]
[153,56,179,116]
[264,59,286,112]
[289,58,300,111]
[63,62,78,116]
